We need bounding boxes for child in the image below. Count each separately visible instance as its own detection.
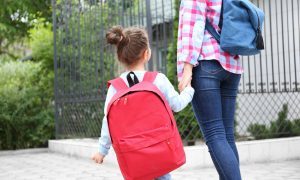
[92,26,194,180]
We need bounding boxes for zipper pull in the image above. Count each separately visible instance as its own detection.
[255,10,264,50]
[113,98,120,106]
[124,97,128,105]
[256,27,264,50]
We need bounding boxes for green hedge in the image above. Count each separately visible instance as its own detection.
[0,61,54,150]
[0,20,55,150]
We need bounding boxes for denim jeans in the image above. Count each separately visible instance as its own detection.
[191,60,242,180]
[156,173,171,180]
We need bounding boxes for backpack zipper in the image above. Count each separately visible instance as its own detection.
[113,98,120,106]
[114,95,129,106]
[124,97,128,105]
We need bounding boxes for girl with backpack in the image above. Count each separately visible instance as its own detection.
[177,0,244,180]
[92,26,194,180]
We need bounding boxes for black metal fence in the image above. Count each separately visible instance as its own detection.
[53,0,300,143]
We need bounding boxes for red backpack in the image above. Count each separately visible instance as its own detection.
[107,71,186,180]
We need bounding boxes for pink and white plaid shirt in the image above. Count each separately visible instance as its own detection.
[177,0,243,81]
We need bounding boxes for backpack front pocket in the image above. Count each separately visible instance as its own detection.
[114,125,182,179]
[117,124,173,153]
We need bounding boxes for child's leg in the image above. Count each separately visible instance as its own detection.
[155,173,171,180]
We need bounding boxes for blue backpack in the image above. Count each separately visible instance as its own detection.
[205,0,265,56]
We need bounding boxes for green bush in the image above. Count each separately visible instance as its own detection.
[0,19,55,150]
[0,61,54,150]
[248,104,300,140]
[29,19,54,103]
[292,119,300,135]
[247,124,271,140]
[29,19,53,71]
[269,104,294,138]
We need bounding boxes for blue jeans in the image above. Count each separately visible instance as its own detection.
[191,60,242,180]
[156,173,171,180]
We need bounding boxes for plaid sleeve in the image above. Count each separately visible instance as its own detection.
[177,0,207,81]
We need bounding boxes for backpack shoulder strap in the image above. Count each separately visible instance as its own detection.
[218,0,224,29]
[142,71,158,83]
[205,18,221,43]
[107,77,128,91]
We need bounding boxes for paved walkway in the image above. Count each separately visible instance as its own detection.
[0,150,299,180]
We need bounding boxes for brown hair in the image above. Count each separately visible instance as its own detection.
[106,26,149,66]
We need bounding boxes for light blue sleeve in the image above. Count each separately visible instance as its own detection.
[154,73,195,112]
[98,85,116,156]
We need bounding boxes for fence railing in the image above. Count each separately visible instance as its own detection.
[53,0,300,143]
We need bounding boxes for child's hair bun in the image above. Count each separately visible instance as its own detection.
[106,26,128,46]
[105,25,149,66]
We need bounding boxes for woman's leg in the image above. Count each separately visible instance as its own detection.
[221,74,241,163]
[191,60,242,180]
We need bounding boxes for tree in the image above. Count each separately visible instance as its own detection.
[0,0,52,58]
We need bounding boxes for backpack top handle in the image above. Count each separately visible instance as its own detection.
[107,78,128,91]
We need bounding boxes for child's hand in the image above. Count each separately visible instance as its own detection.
[92,152,105,164]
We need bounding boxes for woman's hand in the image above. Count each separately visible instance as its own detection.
[92,152,105,164]
[178,63,193,92]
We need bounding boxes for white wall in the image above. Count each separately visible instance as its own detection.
[240,0,300,93]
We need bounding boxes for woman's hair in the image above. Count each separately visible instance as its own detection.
[106,26,149,66]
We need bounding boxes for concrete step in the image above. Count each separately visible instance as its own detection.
[49,137,300,169]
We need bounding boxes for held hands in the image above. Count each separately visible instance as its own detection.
[178,63,193,92]
[92,152,105,164]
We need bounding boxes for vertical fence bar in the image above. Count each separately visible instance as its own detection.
[110,1,115,79]
[66,0,72,97]
[298,0,300,91]
[297,0,300,92]
[121,0,125,27]
[88,2,93,97]
[263,0,270,93]
[154,0,159,71]
[99,1,105,99]
[258,0,264,93]
[70,0,75,97]
[280,0,287,91]
[94,1,99,95]
[275,0,281,91]
[141,0,144,25]
[62,1,68,135]
[162,0,167,74]
[137,0,141,25]
[286,0,292,92]
[60,1,66,136]
[78,1,81,97]
[170,0,174,44]
[146,0,153,71]
[292,0,298,92]
[52,0,59,139]
[268,0,275,92]
[247,56,251,93]
[62,1,66,98]
[130,0,133,25]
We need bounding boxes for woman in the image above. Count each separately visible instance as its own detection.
[177,0,243,180]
